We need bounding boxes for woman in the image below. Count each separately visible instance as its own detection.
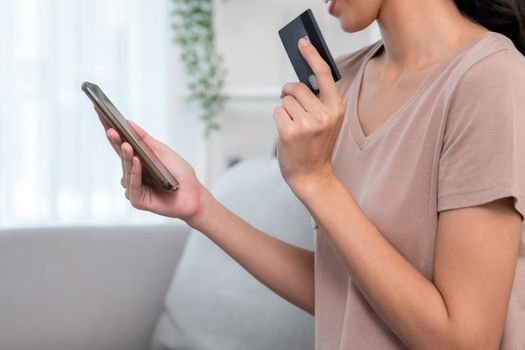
[97,0,525,348]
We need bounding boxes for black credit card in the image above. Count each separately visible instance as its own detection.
[278,9,341,94]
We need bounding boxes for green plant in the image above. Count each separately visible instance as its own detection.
[170,0,228,136]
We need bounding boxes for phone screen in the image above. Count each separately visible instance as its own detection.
[90,85,137,140]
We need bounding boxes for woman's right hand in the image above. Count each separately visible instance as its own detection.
[96,108,210,225]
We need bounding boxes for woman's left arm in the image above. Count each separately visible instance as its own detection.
[275,38,522,350]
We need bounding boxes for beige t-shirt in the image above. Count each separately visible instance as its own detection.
[314,31,525,349]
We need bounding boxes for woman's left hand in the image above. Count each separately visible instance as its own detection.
[274,37,345,200]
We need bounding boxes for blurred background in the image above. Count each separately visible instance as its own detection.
[0,0,379,228]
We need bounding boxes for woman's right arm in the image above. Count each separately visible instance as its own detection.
[97,110,315,315]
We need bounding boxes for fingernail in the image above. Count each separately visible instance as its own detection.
[299,36,310,47]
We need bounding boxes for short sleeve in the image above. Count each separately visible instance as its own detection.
[438,49,525,221]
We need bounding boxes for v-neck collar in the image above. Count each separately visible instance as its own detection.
[349,31,493,151]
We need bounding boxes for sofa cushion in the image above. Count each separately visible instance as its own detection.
[150,158,315,350]
[0,224,190,350]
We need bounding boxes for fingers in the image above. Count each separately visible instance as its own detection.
[121,143,134,190]
[128,156,145,209]
[273,106,293,139]
[281,82,316,112]
[107,128,122,145]
[281,95,306,119]
[106,128,123,157]
[94,106,112,131]
[298,37,339,107]
[121,145,146,210]
[94,105,125,158]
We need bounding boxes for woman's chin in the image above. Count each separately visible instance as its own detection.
[339,16,374,33]
[340,21,364,33]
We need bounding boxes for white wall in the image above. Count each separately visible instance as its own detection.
[173,0,380,186]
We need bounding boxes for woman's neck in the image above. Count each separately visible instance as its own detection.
[376,0,488,70]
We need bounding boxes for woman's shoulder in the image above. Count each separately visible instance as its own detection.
[447,32,525,125]
[452,32,525,93]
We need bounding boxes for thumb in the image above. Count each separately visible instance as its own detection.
[127,119,148,139]
[127,119,172,155]
[127,120,158,147]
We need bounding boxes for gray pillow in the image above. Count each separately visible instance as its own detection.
[150,158,315,350]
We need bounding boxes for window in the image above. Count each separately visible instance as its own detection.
[0,0,175,227]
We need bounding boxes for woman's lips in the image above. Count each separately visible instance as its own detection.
[328,0,337,15]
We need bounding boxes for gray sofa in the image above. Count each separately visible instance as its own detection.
[0,223,191,350]
[0,159,315,350]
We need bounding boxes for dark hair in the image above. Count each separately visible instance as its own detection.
[454,0,525,55]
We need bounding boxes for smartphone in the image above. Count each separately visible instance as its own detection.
[81,81,179,192]
[278,9,341,94]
